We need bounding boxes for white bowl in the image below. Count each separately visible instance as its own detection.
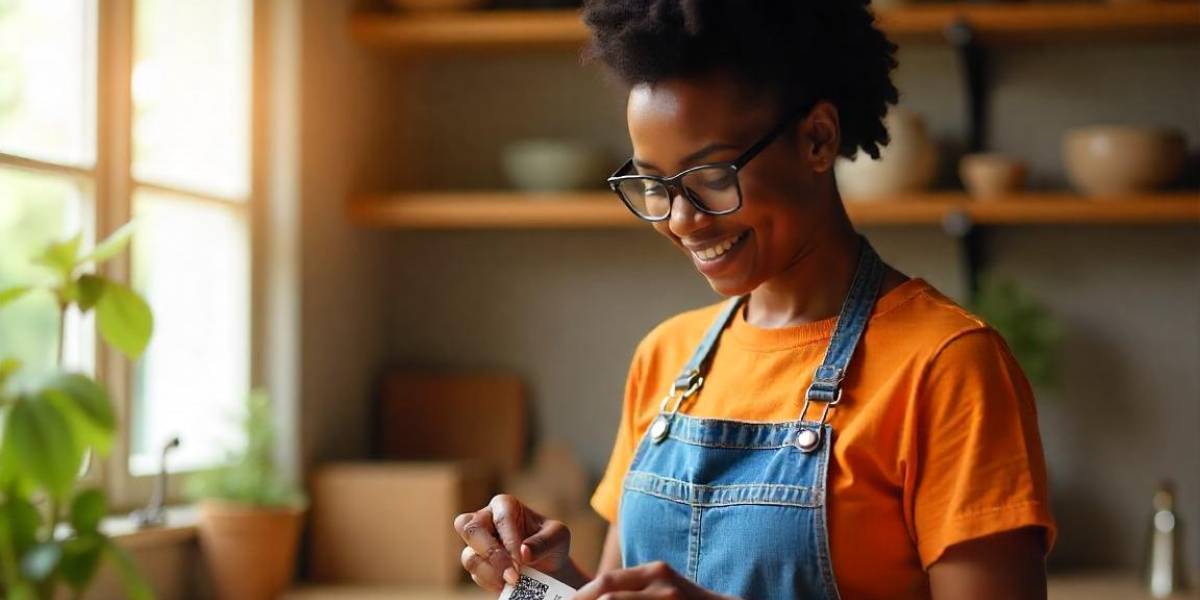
[502,140,611,193]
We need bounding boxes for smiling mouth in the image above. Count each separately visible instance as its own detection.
[690,231,749,262]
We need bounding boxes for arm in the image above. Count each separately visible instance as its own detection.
[596,523,623,576]
[929,527,1048,600]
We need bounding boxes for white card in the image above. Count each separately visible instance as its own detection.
[497,566,577,600]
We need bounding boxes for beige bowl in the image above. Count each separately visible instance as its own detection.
[835,108,940,201]
[959,153,1027,201]
[1063,126,1186,198]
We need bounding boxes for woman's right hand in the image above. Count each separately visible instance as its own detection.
[454,494,572,592]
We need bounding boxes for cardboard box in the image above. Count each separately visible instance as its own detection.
[377,374,527,478]
[311,462,490,587]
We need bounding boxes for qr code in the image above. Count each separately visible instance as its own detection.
[510,574,550,600]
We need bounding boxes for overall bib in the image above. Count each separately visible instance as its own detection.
[618,240,884,600]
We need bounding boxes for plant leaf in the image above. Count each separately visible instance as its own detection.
[4,395,83,500]
[20,541,63,581]
[79,220,137,265]
[0,285,32,308]
[0,492,42,557]
[0,358,20,389]
[96,281,154,359]
[104,539,156,600]
[60,533,104,591]
[76,274,107,312]
[3,581,36,600]
[69,488,107,534]
[41,374,115,455]
[33,233,83,280]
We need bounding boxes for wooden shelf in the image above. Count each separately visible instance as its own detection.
[347,191,1200,229]
[349,2,1200,53]
[876,1,1200,44]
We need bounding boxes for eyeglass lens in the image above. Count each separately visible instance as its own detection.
[615,165,740,219]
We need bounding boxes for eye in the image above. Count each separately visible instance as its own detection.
[703,174,735,191]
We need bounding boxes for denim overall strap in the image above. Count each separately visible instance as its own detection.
[673,296,746,391]
[648,296,746,444]
[796,238,884,452]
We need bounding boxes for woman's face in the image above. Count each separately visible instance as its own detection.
[626,73,840,296]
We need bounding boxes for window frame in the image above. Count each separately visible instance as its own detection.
[0,0,292,510]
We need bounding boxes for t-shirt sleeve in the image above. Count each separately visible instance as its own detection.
[590,347,646,523]
[911,328,1057,568]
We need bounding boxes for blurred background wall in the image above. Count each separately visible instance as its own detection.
[298,0,1199,572]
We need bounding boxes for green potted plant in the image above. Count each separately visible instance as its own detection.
[185,390,307,600]
[0,224,155,600]
[970,275,1061,390]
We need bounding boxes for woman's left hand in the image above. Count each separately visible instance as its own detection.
[572,561,737,600]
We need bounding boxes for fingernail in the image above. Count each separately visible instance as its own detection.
[504,567,520,585]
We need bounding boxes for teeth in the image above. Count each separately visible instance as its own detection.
[693,232,744,262]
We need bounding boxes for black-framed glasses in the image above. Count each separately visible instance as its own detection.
[607,102,814,222]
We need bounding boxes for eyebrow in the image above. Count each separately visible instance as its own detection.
[632,142,744,173]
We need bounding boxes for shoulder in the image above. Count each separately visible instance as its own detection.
[875,280,1009,368]
[882,283,1032,411]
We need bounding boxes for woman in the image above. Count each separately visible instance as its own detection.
[454,0,1055,598]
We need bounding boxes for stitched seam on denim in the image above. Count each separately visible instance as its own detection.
[674,415,824,428]
[667,418,829,448]
[628,473,815,494]
[814,434,842,600]
[624,472,821,508]
[668,439,796,450]
[622,487,823,509]
[687,506,701,581]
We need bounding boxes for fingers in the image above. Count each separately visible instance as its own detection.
[454,509,519,585]
[489,494,529,571]
[573,562,680,600]
[461,545,504,592]
[521,518,570,565]
[580,593,660,600]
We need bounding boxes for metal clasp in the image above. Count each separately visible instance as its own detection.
[796,382,843,453]
[650,376,704,444]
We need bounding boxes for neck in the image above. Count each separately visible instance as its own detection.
[744,199,862,328]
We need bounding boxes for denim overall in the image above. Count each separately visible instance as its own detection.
[618,240,884,600]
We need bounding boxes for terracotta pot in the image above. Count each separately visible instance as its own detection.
[959,153,1027,201]
[835,108,939,201]
[1063,126,1186,198]
[198,500,305,600]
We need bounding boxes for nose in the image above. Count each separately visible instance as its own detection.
[667,188,710,238]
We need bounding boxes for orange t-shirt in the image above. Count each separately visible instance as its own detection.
[590,278,1056,600]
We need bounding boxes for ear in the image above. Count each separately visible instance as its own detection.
[801,101,841,174]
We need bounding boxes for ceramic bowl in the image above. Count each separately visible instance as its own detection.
[959,153,1027,201]
[502,139,611,193]
[1063,126,1186,198]
[836,108,939,201]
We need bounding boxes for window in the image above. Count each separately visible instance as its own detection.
[129,0,253,476]
[0,0,255,496]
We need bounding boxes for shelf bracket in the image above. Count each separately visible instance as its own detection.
[942,209,987,301]
[944,19,991,300]
[945,18,990,153]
